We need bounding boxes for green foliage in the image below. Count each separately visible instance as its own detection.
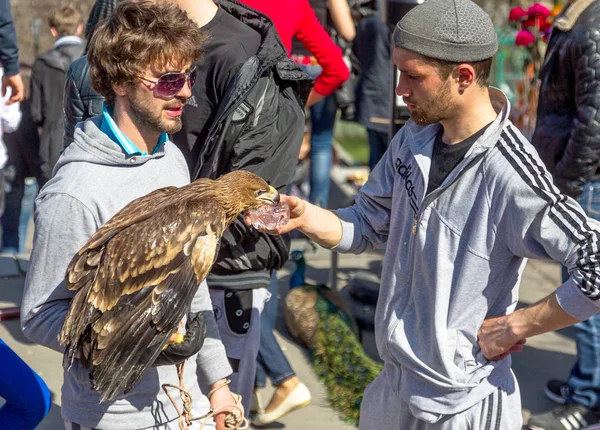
[310,296,382,425]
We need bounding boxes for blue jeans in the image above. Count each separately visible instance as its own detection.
[255,274,295,388]
[2,178,37,253]
[367,129,389,171]
[562,181,600,408]
[0,339,51,429]
[298,64,337,208]
[309,96,337,208]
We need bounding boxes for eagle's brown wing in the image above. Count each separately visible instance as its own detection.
[85,186,180,249]
[59,197,225,402]
[85,179,213,250]
[63,186,180,294]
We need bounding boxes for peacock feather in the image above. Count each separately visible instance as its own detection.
[285,250,383,424]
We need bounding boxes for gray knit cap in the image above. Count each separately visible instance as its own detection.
[393,0,498,62]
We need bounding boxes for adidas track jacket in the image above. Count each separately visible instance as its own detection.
[334,88,600,421]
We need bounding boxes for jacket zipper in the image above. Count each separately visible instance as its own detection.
[389,144,489,354]
[412,150,485,235]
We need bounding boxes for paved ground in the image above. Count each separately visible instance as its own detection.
[0,172,581,429]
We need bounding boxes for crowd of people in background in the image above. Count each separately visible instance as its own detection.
[0,0,599,429]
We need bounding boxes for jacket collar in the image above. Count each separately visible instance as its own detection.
[405,89,511,193]
[54,35,84,49]
[554,0,596,31]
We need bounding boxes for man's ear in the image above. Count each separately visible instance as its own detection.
[50,27,58,39]
[112,82,128,98]
[456,64,476,91]
[76,24,83,37]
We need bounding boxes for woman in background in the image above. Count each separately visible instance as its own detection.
[242,0,352,108]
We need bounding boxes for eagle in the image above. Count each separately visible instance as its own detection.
[58,170,279,402]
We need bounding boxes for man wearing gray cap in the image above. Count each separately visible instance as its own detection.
[257,0,600,428]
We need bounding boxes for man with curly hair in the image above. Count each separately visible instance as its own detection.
[21,2,239,429]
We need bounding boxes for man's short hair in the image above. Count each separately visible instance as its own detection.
[48,6,82,37]
[87,1,207,106]
[422,56,493,87]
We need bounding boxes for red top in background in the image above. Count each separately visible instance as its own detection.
[240,0,349,96]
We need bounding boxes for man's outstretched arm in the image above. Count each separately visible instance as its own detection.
[248,194,343,249]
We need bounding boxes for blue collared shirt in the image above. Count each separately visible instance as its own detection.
[100,103,168,156]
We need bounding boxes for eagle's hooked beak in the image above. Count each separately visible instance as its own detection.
[257,185,280,205]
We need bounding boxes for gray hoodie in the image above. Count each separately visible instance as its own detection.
[335,89,600,422]
[21,117,231,429]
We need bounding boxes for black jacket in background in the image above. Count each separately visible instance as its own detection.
[62,54,104,148]
[532,0,600,198]
[195,0,312,289]
[62,0,116,148]
[31,38,84,186]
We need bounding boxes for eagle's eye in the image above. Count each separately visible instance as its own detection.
[255,189,267,197]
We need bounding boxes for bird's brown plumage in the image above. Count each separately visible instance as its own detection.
[58,170,279,402]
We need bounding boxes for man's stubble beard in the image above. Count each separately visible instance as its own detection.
[128,90,185,135]
[410,79,454,126]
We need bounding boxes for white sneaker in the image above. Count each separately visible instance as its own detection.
[251,383,311,426]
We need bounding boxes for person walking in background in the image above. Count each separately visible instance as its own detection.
[241,0,350,109]
[0,0,23,105]
[0,0,29,254]
[0,65,21,251]
[527,1,600,429]
[165,0,309,419]
[1,64,42,255]
[30,6,84,188]
[0,338,51,429]
[233,0,349,423]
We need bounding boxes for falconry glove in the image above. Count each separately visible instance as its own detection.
[153,312,207,367]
